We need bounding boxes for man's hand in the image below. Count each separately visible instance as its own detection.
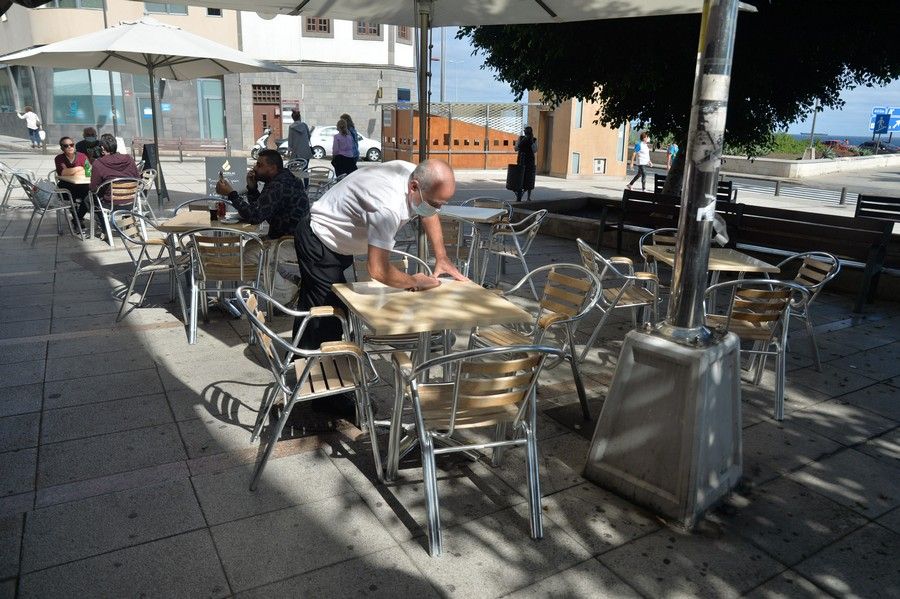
[408,272,441,292]
[432,257,468,281]
[246,169,258,191]
[215,179,234,195]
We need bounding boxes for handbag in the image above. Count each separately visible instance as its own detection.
[505,164,524,192]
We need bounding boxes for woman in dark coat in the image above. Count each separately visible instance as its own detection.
[515,126,537,201]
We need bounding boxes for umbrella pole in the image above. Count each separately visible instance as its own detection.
[415,1,431,262]
[148,65,169,207]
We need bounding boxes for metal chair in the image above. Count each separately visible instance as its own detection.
[285,158,308,177]
[775,252,840,372]
[461,196,513,219]
[426,214,477,279]
[173,196,235,214]
[638,227,678,280]
[576,238,660,362]
[1,164,35,211]
[305,165,337,200]
[480,209,548,299]
[16,174,84,246]
[182,228,266,344]
[111,210,189,322]
[234,286,381,488]
[705,279,809,420]
[90,177,143,246]
[139,168,158,219]
[390,345,563,557]
[468,263,600,420]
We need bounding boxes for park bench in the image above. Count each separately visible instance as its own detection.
[852,195,900,311]
[654,173,737,202]
[130,137,229,163]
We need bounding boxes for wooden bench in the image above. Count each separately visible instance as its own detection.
[130,137,229,163]
[654,173,737,202]
[853,195,900,311]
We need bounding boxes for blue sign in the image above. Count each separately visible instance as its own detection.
[869,106,900,132]
[873,113,890,135]
[161,103,172,112]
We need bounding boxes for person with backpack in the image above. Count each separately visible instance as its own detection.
[626,131,653,191]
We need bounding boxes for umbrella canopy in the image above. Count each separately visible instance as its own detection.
[0,17,291,202]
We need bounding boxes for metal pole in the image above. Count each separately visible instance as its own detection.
[806,101,818,160]
[101,0,119,138]
[148,65,168,204]
[415,1,432,261]
[660,0,740,344]
[439,27,445,103]
[839,187,847,205]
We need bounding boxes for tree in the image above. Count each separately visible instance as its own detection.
[459,1,899,157]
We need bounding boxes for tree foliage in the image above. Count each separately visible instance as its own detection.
[459,1,899,154]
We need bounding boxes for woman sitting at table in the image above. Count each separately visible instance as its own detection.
[55,136,91,227]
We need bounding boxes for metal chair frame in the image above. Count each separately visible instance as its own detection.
[577,239,659,362]
[391,344,563,557]
[173,196,236,214]
[706,279,809,420]
[427,214,478,279]
[16,173,84,246]
[480,209,548,299]
[1,163,36,211]
[90,177,143,247]
[468,263,601,420]
[234,286,382,488]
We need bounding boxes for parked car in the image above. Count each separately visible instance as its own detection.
[821,139,858,157]
[309,126,382,162]
[857,140,900,154]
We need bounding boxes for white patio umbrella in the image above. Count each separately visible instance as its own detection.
[0,17,292,201]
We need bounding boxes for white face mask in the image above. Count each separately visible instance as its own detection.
[413,189,439,218]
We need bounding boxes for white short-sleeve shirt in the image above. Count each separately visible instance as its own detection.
[310,160,414,256]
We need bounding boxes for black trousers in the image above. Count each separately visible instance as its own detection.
[57,181,90,219]
[628,165,648,190]
[292,216,353,349]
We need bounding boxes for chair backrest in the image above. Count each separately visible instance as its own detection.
[538,267,596,325]
[431,215,472,274]
[513,210,547,255]
[174,197,230,214]
[577,238,629,281]
[285,158,308,174]
[779,251,840,304]
[707,280,806,336]
[462,196,513,220]
[638,227,678,261]
[188,229,264,283]
[408,346,560,436]
[140,169,157,193]
[97,177,141,207]
[352,249,431,282]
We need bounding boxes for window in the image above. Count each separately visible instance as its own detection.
[252,84,280,105]
[574,99,583,128]
[51,69,126,125]
[593,158,607,174]
[397,25,411,44]
[197,79,224,139]
[303,17,332,37]
[616,123,626,162]
[572,152,581,175]
[144,3,188,15]
[354,21,383,41]
[397,88,411,103]
[41,0,102,8]
[206,7,222,17]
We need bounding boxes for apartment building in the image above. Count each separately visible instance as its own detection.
[0,1,416,149]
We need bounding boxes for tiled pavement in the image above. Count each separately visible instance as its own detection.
[1,152,898,598]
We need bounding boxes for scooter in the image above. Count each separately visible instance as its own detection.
[250,127,290,160]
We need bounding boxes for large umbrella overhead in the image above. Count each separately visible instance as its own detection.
[0,17,292,201]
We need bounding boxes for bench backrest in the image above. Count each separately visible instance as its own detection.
[855,195,900,224]
[653,174,735,202]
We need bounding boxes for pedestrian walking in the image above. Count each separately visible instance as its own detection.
[514,126,537,201]
[666,141,679,170]
[287,110,313,163]
[340,113,360,162]
[626,131,653,191]
[331,118,357,177]
[17,106,42,148]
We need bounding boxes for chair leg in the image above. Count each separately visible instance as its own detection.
[22,208,39,242]
[116,268,142,322]
[360,385,384,482]
[569,354,592,420]
[102,210,115,248]
[421,435,443,557]
[630,307,638,329]
[491,421,508,467]
[189,278,199,345]
[804,314,822,372]
[524,397,543,539]
[249,396,297,491]
[579,308,612,363]
[30,208,48,246]
[774,344,785,421]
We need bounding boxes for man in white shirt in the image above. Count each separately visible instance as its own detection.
[293,159,466,349]
[626,131,653,191]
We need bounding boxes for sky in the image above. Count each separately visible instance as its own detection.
[443,27,900,137]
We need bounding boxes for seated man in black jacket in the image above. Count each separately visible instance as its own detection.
[216,149,309,240]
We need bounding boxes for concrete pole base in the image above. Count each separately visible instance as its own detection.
[583,329,742,530]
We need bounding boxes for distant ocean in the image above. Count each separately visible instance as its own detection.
[788,133,891,146]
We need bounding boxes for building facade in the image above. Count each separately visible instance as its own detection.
[0,1,416,151]
[527,91,630,179]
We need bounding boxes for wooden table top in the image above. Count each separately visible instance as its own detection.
[440,205,507,224]
[57,174,91,185]
[332,279,532,336]
[155,210,257,234]
[642,246,780,273]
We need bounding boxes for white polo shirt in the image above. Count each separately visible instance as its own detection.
[310,160,414,256]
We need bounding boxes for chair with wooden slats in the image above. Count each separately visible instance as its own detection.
[775,252,840,371]
[234,286,381,489]
[91,177,143,246]
[705,279,809,420]
[111,210,189,322]
[16,173,84,245]
[480,209,548,298]
[427,214,475,279]
[182,228,266,344]
[468,263,600,420]
[351,249,450,361]
[576,238,659,362]
[390,344,564,557]
[638,227,678,281]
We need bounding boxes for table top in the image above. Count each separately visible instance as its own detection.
[440,205,507,224]
[57,174,90,185]
[642,246,780,273]
[155,210,258,234]
[332,279,532,336]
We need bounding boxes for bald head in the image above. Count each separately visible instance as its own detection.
[409,159,455,207]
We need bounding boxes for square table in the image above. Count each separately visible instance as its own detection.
[56,174,91,186]
[641,246,780,275]
[332,279,533,479]
[439,205,508,283]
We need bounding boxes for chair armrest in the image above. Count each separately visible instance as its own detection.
[320,341,364,357]
[634,271,658,282]
[610,256,633,266]
[537,312,568,329]
[391,351,414,379]
[310,306,346,320]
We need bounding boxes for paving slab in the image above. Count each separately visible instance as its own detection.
[789,448,900,518]
[0,448,36,498]
[740,383,830,420]
[0,304,52,324]
[836,383,900,422]
[599,526,785,599]
[741,420,843,486]
[0,413,39,453]
[36,423,187,488]
[235,545,441,599]
[503,558,642,599]
[21,478,205,572]
[43,367,163,409]
[44,348,158,381]
[40,394,173,444]
[401,504,592,599]
[0,341,45,366]
[713,477,867,567]
[856,428,899,469]
[490,432,590,498]
[0,515,22,579]
[0,361,44,390]
[0,384,41,418]
[773,364,878,398]
[790,398,896,446]
[828,342,900,380]
[176,410,262,459]
[794,523,900,599]
[17,530,229,599]
[192,451,354,526]
[743,569,833,599]
[877,507,900,535]
[211,492,396,592]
